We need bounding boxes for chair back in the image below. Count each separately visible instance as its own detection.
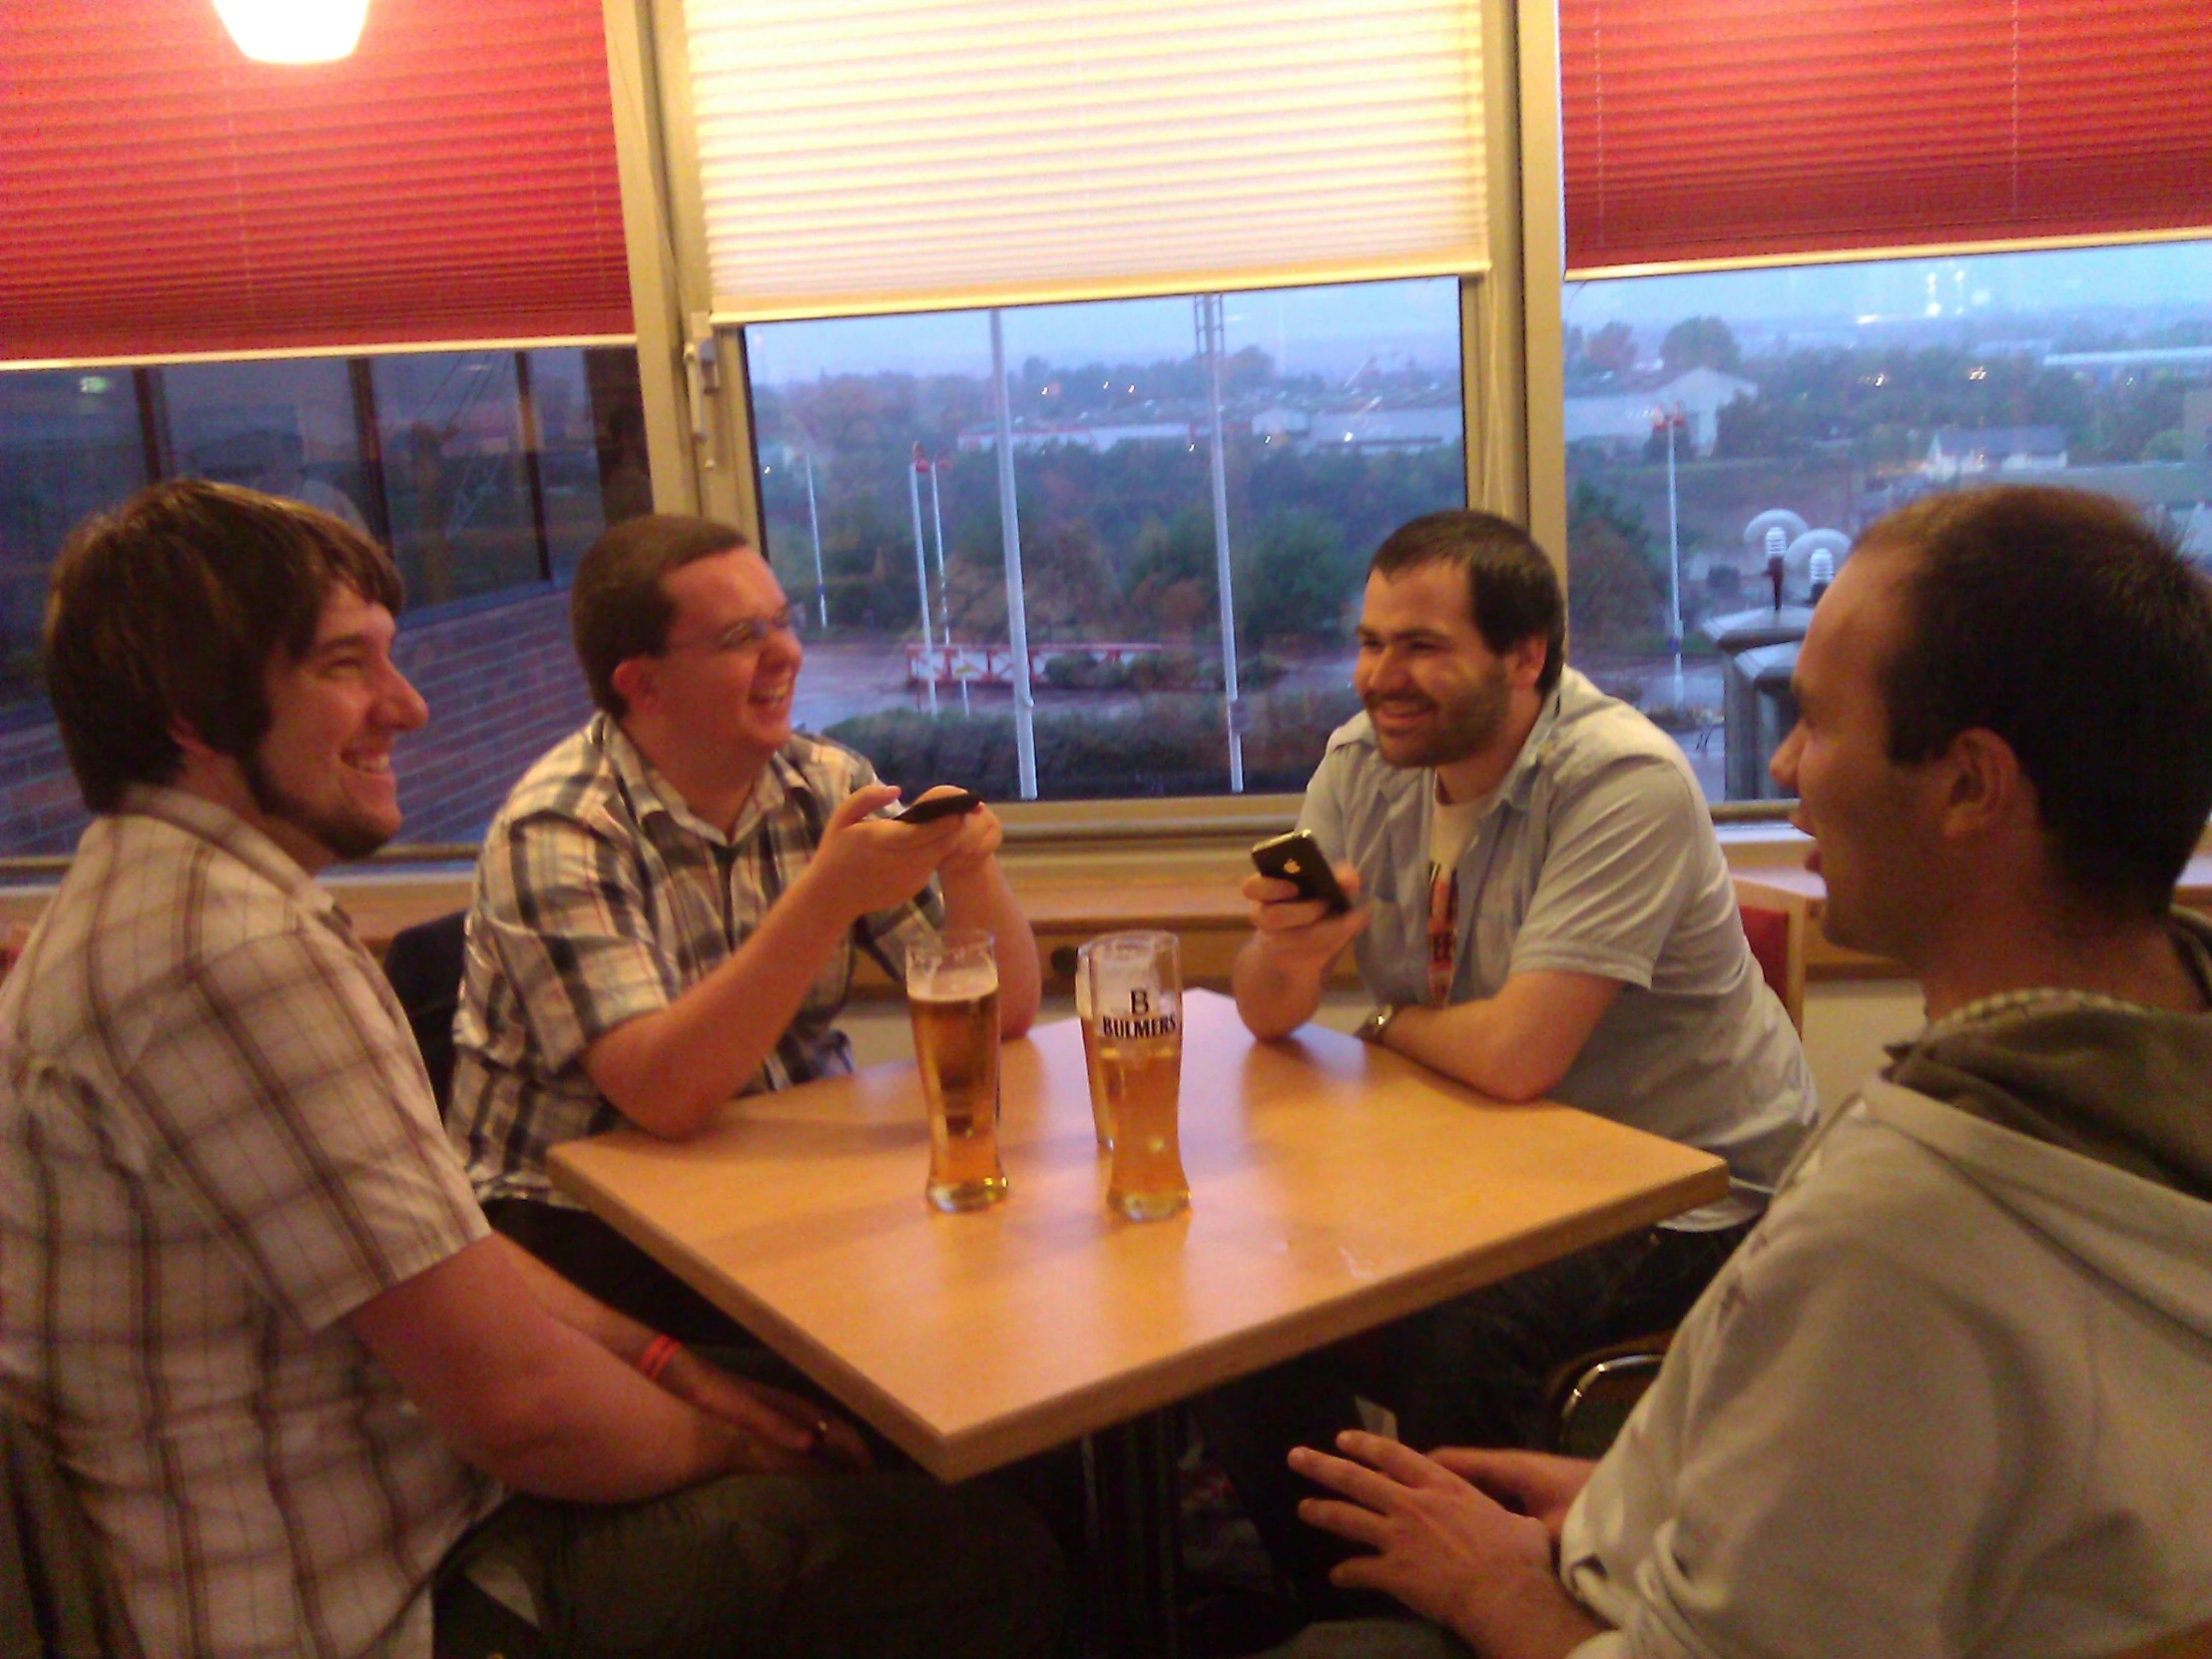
[1732,874,1809,1035]
[381,910,470,1119]
[1541,1331,1674,1459]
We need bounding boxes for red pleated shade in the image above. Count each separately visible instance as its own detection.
[1560,0,2212,274]
[0,0,633,362]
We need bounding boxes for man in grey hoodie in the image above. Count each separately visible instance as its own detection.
[1275,484,2212,1659]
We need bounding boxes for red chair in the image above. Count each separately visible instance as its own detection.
[1732,874,1809,1034]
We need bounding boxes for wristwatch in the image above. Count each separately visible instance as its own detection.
[1357,1002,1404,1045]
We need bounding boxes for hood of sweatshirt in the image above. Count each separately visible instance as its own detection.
[1880,909,2212,1200]
[1858,910,2212,1341]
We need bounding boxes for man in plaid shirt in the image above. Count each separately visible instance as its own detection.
[0,482,1060,1658]
[449,514,1039,1332]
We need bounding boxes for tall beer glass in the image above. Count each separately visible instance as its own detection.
[1073,937,1113,1149]
[1087,931,1189,1221]
[907,928,1006,1213]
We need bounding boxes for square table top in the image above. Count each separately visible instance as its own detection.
[548,988,1728,1480]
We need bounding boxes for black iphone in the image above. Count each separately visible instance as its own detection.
[1251,830,1352,914]
[893,789,982,825]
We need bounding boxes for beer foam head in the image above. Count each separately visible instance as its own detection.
[910,959,998,1001]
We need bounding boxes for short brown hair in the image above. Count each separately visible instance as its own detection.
[1370,511,1566,695]
[43,480,402,814]
[1857,485,2212,920]
[570,514,752,717]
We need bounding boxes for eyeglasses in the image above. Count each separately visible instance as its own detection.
[661,606,799,658]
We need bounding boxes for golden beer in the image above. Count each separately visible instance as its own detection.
[1085,930,1187,1221]
[907,931,1007,1212]
[1101,1032,1188,1220]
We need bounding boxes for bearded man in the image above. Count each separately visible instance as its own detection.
[1208,510,1815,1617]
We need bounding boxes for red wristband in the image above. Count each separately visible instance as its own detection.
[635,1333,680,1384]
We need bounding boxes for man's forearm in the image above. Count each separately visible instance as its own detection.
[1381,968,1619,1103]
[1446,1567,1608,1659]
[351,1239,750,1505]
[583,868,856,1137]
[1380,1000,1524,1097]
[941,859,1041,1036]
[493,1235,655,1362]
[468,1317,749,1501]
[1232,933,1331,1039]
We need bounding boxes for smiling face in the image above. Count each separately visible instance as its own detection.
[244,584,427,870]
[1769,545,1945,963]
[1353,560,1532,781]
[622,545,804,789]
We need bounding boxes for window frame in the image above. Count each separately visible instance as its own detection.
[600,0,1533,838]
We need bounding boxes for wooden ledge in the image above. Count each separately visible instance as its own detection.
[10,853,2208,996]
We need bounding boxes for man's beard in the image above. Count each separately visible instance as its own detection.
[1364,660,1512,770]
[243,751,395,863]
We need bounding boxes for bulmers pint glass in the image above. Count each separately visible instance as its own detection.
[907,928,1006,1212]
[1074,936,1113,1149]
[1087,931,1189,1221]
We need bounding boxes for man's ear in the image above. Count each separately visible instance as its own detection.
[610,656,656,718]
[169,717,220,763]
[1934,727,2026,844]
[1507,634,1550,692]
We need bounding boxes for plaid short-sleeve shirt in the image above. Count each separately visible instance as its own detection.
[451,717,943,1205]
[0,789,497,1659]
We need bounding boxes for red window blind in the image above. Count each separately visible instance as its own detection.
[1560,0,2212,275]
[1,0,632,363]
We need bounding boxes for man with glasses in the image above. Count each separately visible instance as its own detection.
[451,514,1039,1333]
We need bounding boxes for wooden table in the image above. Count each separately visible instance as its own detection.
[549,988,1728,1653]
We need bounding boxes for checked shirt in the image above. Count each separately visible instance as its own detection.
[451,716,944,1207]
[0,788,495,1659]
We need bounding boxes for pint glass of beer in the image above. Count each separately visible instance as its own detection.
[1087,931,1189,1221]
[1073,937,1113,1149]
[907,928,1007,1213]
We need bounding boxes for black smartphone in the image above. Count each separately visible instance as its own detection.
[1251,830,1352,914]
[893,789,982,825]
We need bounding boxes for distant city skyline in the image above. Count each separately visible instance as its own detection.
[747,240,2212,386]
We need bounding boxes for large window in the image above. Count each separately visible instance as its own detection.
[0,346,647,856]
[1563,240,2212,803]
[745,278,1467,802]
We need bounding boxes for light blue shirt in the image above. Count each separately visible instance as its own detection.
[1301,669,1816,1227]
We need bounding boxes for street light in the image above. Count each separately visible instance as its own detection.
[907,442,938,718]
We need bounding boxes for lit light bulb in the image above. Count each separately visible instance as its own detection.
[214,0,370,63]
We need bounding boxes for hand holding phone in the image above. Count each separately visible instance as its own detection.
[893,788,982,826]
[1251,830,1353,915]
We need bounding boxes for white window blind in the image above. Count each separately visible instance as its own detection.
[683,0,1487,321]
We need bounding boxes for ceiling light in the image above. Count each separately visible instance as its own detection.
[214,0,370,63]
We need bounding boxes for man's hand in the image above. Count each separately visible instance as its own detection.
[1428,1447,1595,1546]
[935,796,1004,879]
[807,784,966,920]
[660,1346,871,1472]
[1290,1431,1604,1658]
[1245,860,1371,966]
[1233,859,1372,1040]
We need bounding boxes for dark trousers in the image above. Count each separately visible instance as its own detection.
[435,1353,1067,1659]
[476,1203,1091,1587]
[1194,1219,1751,1613]
[483,1196,756,1348]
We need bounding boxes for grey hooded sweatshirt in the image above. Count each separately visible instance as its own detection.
[1557,913,2212,1658]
